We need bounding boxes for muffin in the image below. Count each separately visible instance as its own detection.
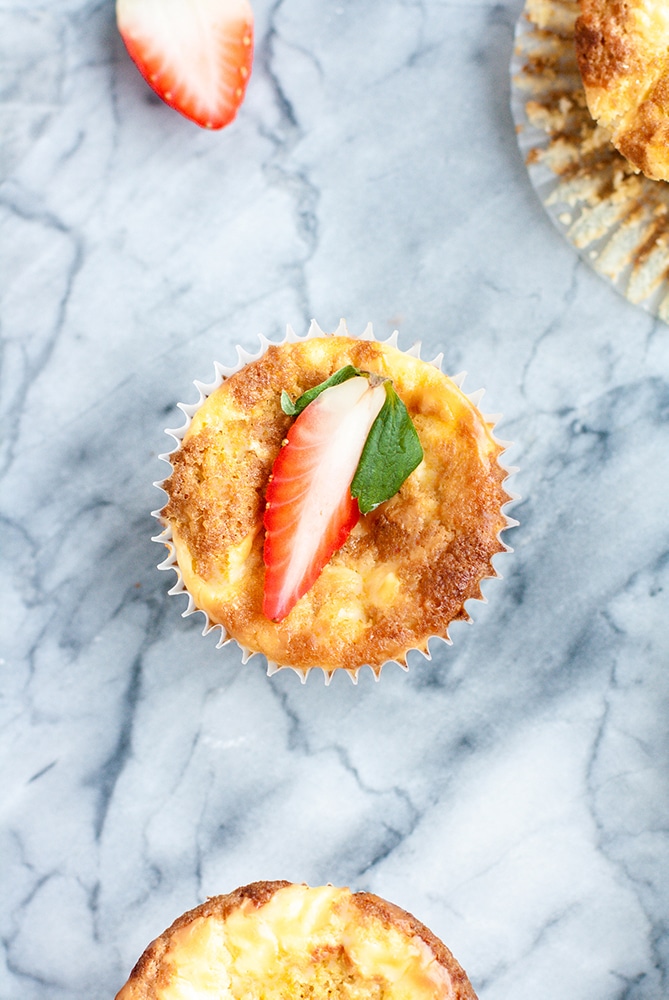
[575,0,669,181]
[115,881,478,1000]
[513,0,669,318]
[156,322,514,678]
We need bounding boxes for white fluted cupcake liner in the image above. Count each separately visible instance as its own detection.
[152,319,519,684]
[511,0,669,323]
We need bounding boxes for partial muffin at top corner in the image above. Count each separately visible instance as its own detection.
[115,881,479,1000]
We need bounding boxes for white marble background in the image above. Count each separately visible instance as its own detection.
[1,1,668,998]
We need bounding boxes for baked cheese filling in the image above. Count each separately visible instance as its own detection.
[153,885,455,1000]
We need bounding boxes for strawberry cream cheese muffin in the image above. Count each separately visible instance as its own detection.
[115,881,479,1000]
[156,321,514,679]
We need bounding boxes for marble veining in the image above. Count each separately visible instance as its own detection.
[1,1,668,999]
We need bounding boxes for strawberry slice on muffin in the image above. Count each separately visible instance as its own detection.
[262,367,424,622]
[263,375,387,622]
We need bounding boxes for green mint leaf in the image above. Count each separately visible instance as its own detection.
[280,389,299,415]
[281,365,363,416]
[351,381,423,514]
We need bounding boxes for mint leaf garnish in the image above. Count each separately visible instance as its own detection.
[351,381,423,514]
[281,365,362,416]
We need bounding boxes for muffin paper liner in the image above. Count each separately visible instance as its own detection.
[152,319,519,684]
[511,0,669,323]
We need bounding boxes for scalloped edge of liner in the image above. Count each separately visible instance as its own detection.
[151,319,520,685]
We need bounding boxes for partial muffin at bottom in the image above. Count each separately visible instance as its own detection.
[115,881,478,1000]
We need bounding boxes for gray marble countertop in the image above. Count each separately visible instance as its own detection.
[2,2,668,998]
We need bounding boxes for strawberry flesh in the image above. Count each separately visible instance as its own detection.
[263,376,387,622]
[117,0,254,130]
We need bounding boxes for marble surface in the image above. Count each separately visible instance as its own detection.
[1,1,668,998]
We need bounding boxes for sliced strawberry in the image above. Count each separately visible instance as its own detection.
[117,0,254,130]
[263,376,387,622]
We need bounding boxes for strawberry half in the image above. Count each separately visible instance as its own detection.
[263,376,387,623]
[117,0,254,130]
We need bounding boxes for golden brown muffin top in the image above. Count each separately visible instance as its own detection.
[115,881,478,1000]
[575,0,669,180]
[161,336,511,675]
